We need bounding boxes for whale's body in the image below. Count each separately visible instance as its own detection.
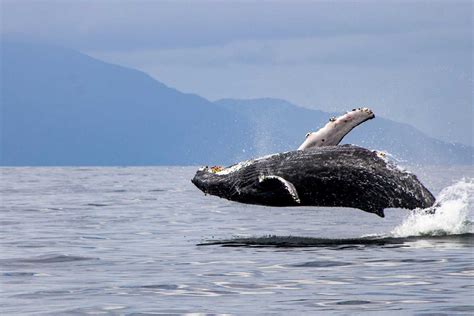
[192,145,435,217]
[191,108,436,217]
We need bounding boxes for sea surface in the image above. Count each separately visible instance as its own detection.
[1,166,473,315]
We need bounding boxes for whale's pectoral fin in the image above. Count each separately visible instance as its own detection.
[298,107,375,150]
[257,175,301,205]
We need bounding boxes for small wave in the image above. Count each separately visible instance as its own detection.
[1,254,98,265]
[2,272,36,277]
[291,260,352,268]
[148,189,165,192]
[22,254,98,263]
[199,235,386,248]
[391,178,473,238]
[198,233,473,248]
[335,300,372,306]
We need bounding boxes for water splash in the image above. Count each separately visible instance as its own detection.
[391,178,474,237]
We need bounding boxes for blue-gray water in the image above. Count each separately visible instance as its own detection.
[1,166,473,315]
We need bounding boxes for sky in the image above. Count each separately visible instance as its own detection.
[1,0,473,146]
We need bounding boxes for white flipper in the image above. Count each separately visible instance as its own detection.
[258,175,301,204]
[298,108,374,150]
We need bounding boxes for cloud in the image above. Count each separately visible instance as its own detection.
[2,0,471,50]
[90,28,471,69]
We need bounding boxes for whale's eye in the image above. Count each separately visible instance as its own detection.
[322,139,325,142]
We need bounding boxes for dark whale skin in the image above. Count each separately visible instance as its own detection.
[191,145,436,217]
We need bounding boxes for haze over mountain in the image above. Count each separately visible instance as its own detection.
[1,40,251,165]
[1,40,472,166]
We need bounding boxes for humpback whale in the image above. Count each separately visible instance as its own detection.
[191,108,435,217]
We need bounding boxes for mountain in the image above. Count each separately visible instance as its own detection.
[1,40,471,166]
[1,40,251,165]
[216,98,473,165]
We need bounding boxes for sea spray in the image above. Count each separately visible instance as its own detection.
[391,178,474,237]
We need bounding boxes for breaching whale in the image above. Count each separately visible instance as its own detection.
[191,108,435,217]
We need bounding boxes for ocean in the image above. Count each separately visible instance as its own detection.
[1,166,473,315]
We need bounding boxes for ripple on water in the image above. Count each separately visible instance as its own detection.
[1,167,472,315]
[123,284,236,297]
[335,300,372,305]
[442,305,474,312]
[199,233,474,249]
[85,203,109,207]
[290,260,352,268]
[139,284,180,290]
[1,254,99,266]
[2,272,36,277]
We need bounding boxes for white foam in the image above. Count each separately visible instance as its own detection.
[374,150,411,174]
[216,153,281,175]
[215,160,252,175]
[391,178,474,237]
